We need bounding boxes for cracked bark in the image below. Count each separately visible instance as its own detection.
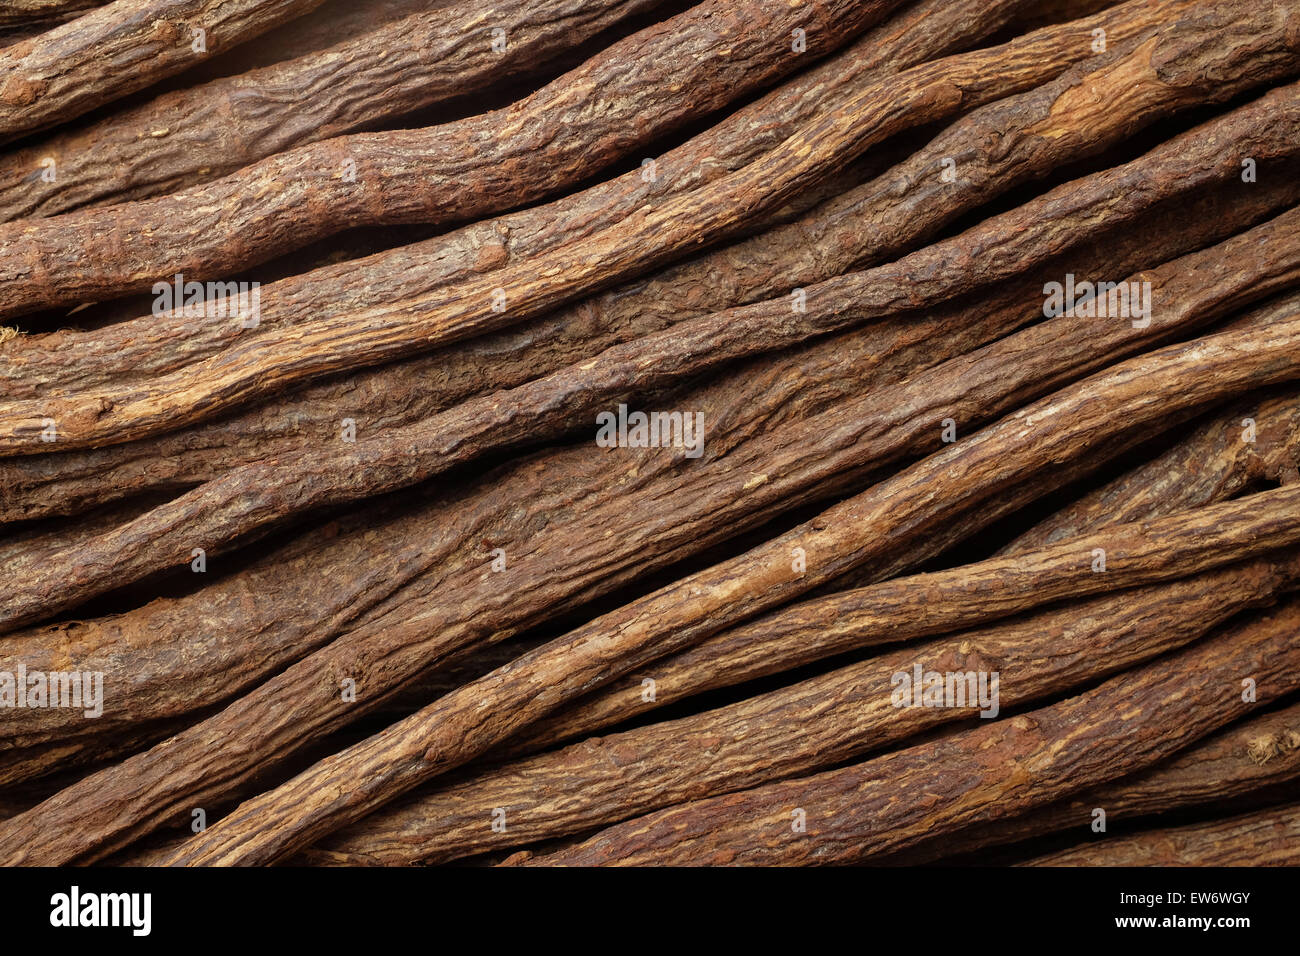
[0,0,326,142]
[1021,802,1300,866]
[884,698,1300,864]
[6,172,1299,632]
[508,477,1300,754]
[0,0,737,221]
[0,1,108,30]
[5,30,1296,457]
[0,0,1209,342]
[300,544,1300,865]
[13,16,1268,519]
[514,287,1300,750]
[1,256,1289,867]
[1000,375,1300,553]
[514,602,1300,865]
[142,314,1300,866]
[2,191,1297,802]
[7,7,1280,523]
[2,0,1039,401]
[0,0,910,318]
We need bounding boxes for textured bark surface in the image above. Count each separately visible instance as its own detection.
[8,179,1297,632]
[0,0,909,319]
[516,290,1300,748]
[1001,377,1300,553]
[5,0,1294,878]
[515,604,1300,865]
[1022,803,1300,866]
[510,484,1300,754]
[2,0,1038,397]
[0,0,669,221]
[3,263,1299,867]
[0,276,1031,860]
[3,248,1298,867]
[14,21,1272,521]
[0,0,326,142]
[0,160,868,520]
[5,176,1276,773]
[0,253,1057,761]
[0,1,108,29]
[9,9,1278,524]
[302,551,1300,865]
[207,0,453,72]
[148,315,1300,867]
[0,0,1201,334]
[0,282,1252,862]
[814,284,1300,597]
[886,698,1300,864]
[8,47,1299,458]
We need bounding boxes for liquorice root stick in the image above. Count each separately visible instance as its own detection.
[8,43,1299,457]
[0,0,1215,328]
[1000,375,1300,553]
[884,697,1300,864]
[300,550,1300,865]
[0,0,326,142]
[7,7,1267,521]
[4,245,1292,867]
[5,0,1041,399]
[515,602,1300,865]
[0,0,909,317]
[6,184,1298,633]
[2,211,1297,789]
[513,288,1300,748]
[507,482,1300,755]
[149,314,1300,866]
[0,0,669,221]
[1021,802,1300,866]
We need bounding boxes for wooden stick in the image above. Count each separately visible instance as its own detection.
[509,478,1300,754]
[5,0,1038,401]
[0,0,911,317]
[1021,802,1300,866]
[0,0,1208,328]
[0,0,670,221]
[149,315,1300,866]
[0,0,326,142]
[1000,375,1300,553]
[884,697,1300,864]
[5,240,1294,867]
[6,185,1298,632]
[7,39,1297,455]
[515,602,1300,865]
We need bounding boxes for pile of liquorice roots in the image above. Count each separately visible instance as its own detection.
[0,0,1298,866]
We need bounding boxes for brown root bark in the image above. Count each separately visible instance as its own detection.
[1000,374,1300,553]
[0,0,910,318]
[1021,802,1300,866]
[6,175,1298,632]
[3,0,1037,400]
[301,550,1300,865]
[0,0,669,222]
[0,0,326,143]
[884,697,1300,864]
[149,314,1300,866]
[5,28,1296,456]
[514,602,1300,865]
